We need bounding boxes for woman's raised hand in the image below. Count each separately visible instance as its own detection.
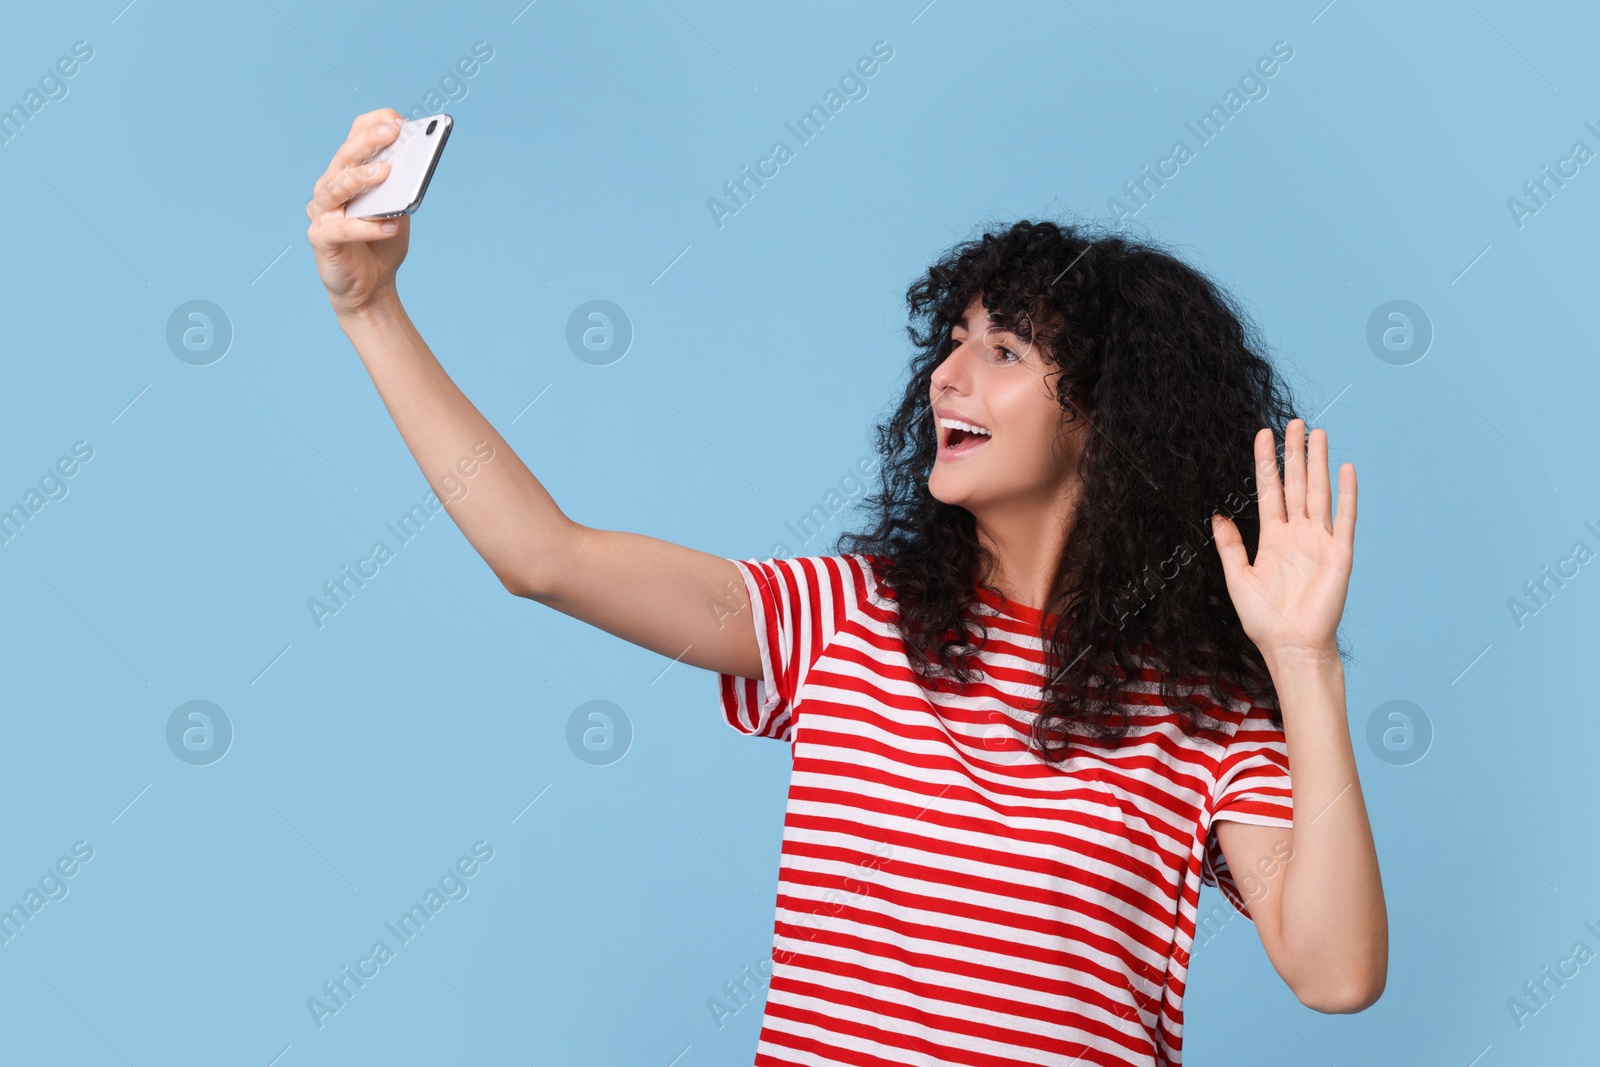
[1211,418,1357,667]
[305,107,410,317]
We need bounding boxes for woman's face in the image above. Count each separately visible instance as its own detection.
[926,296,1086,514]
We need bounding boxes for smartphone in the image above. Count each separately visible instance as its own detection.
[345,114,453,220]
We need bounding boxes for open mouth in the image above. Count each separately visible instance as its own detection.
[940,420,992,456]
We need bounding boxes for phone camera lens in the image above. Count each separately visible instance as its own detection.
[425,119,437,135]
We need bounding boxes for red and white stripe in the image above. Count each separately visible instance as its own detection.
[717,553,1295,1067]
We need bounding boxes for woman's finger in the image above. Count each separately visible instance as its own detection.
[1253,426,1285,527]
[1334,462,1357,549]
[309,159,390,217]
[313,130,395,205]
[1282,418,1306,521]
[331,112,404,174]
[1211,512,1250,580]
[1306,427,1332,532]
[310,111,403,210]
[339,107,404,159]
[347,107,404,139]
[306,211,402,247]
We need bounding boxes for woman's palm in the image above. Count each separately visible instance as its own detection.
[1212,420,1357,661]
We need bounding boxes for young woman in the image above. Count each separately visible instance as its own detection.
[307,108,1387,1066]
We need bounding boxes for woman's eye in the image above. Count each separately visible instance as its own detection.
[947,336,1018,362]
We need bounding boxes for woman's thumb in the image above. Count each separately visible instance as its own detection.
[1211,513,1249,576]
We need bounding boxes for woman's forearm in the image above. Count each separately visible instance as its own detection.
[335,287,574,595]
[1265,649,1388,1011]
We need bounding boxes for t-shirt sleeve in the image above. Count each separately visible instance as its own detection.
[1201,699,1294,923]
[715,554,858,743]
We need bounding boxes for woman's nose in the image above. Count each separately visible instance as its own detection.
[931,344,965,393]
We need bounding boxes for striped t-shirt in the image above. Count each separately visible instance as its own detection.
[715,553,1294,1067]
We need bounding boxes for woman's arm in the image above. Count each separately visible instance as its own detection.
[1215,653,1387,1013]
[1210,419,1388,1012]
[307,108,763,682]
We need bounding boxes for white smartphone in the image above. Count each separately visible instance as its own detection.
[345,114,453,220]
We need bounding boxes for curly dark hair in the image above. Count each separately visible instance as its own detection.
[836,216,1338,763]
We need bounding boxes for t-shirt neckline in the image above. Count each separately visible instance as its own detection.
[972,581,1060,628]
[863,553,1063,629]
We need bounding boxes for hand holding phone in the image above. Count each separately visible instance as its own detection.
[306,109,436,318]
[344,114,453,220]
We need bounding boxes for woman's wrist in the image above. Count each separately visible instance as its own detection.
[335,286,405,334]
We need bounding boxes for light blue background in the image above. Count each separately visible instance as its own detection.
[1,1,1595,1064]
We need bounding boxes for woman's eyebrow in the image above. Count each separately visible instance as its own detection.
[953,319,1018,340]
[947,326,1024,347]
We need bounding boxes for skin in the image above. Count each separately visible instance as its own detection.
[1210,426,1387,1012]
[309,107,1384,1016]
[927,297,1090,609]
